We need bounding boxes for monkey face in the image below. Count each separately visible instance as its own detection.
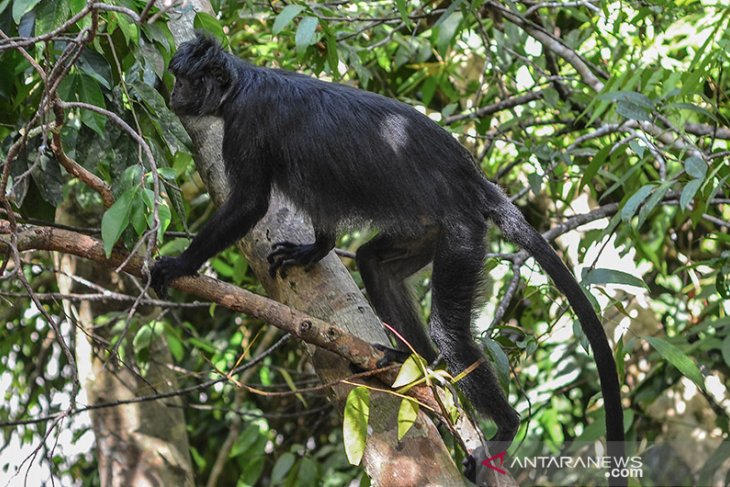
[169,70,231,117]
[168,34,234,117]
[170,76,204,115]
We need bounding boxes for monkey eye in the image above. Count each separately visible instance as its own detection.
[176,78,199,88]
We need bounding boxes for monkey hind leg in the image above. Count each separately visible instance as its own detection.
[429,223,520,445]
[356,232,438,362]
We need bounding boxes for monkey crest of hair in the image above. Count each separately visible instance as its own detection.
[169,33,226,79]
[152,32,626,485]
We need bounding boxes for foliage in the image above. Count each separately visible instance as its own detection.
[1,0,729,485]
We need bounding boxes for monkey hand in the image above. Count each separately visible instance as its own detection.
[150,256,197,298]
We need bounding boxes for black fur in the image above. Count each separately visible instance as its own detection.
[151,34,625,482]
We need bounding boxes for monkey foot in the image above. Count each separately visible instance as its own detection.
[373,343,411,368]
[267,241,327,278]
[464,442,512,485]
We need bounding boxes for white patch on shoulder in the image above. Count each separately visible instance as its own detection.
[380,113,409,156]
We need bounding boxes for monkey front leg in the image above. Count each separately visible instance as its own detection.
[267,229,336,278]
[150,193,269,296]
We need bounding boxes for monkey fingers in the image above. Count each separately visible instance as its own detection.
[267,241,327,278]
[372,343,411,368]
[150,256,196,298]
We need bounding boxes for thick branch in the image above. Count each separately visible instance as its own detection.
[685,123,730,140]
[0,221,383,371]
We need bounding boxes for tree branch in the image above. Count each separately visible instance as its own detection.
[444,90,545,125]
[0,221,385,372]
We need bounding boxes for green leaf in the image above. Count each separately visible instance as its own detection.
[35,0,71,33]
[680,178,702,210]
[527,172,542,195]
[684,156,707,180]
[326,33,339,75]
[130,190,147,235]
[297,458,318,486]
[133,322,162,355]
[295,16,319,49]
[229,424,261,458]
[717,263,730,299]
[644,336,704,389]
[77,48,112,89]
[616,99,651,121]
[482,336,511,390]
[582,268,648,288]
[142,188,172,242]
[193,12,225,42]
[157,203,171,239]
[273,5,305,34]
[101,187,138,257]
[668,102,718,123]
[637,183,670,228]
[572,319,590,353]
[189,337,216,354]
[621,184,653,221]
[190,447,206,470]
[436,12,463,53]
[615,332,625,380]
[392,355,426,388]
[397,398,419,440]
[271,452,296,484]
[721,335,730,369]
[395,0,413,28]
[628,139,646,158]
[158,167,176,180]
[12,0,42,24]
[76,75,107,136]
[121,165,143,191]
[579,144,611,192]
[165,331,184,362]
[114,12,138,44]
[433,0,464,28]
[343,386,370,465]
[598,90,654,109]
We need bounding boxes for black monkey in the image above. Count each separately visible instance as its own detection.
[151,34,625,481]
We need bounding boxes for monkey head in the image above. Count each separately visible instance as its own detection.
[168,33,237,117]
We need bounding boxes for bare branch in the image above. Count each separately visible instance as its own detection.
[0,290,213,308]
[51,105,115,207]
[523,0,600,17]
[490,2,606,91]
[685,122,730,140]
[0,334,293,428]
[0,221,387,372]
[444,90,545,125]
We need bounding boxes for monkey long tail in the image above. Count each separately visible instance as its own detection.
[483,183,626,485]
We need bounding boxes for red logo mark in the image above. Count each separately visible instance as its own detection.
[482,450,507,475]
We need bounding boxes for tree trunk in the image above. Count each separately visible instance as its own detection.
[55,200,194,487]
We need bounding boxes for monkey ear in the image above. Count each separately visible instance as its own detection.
[210,64,230,85]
